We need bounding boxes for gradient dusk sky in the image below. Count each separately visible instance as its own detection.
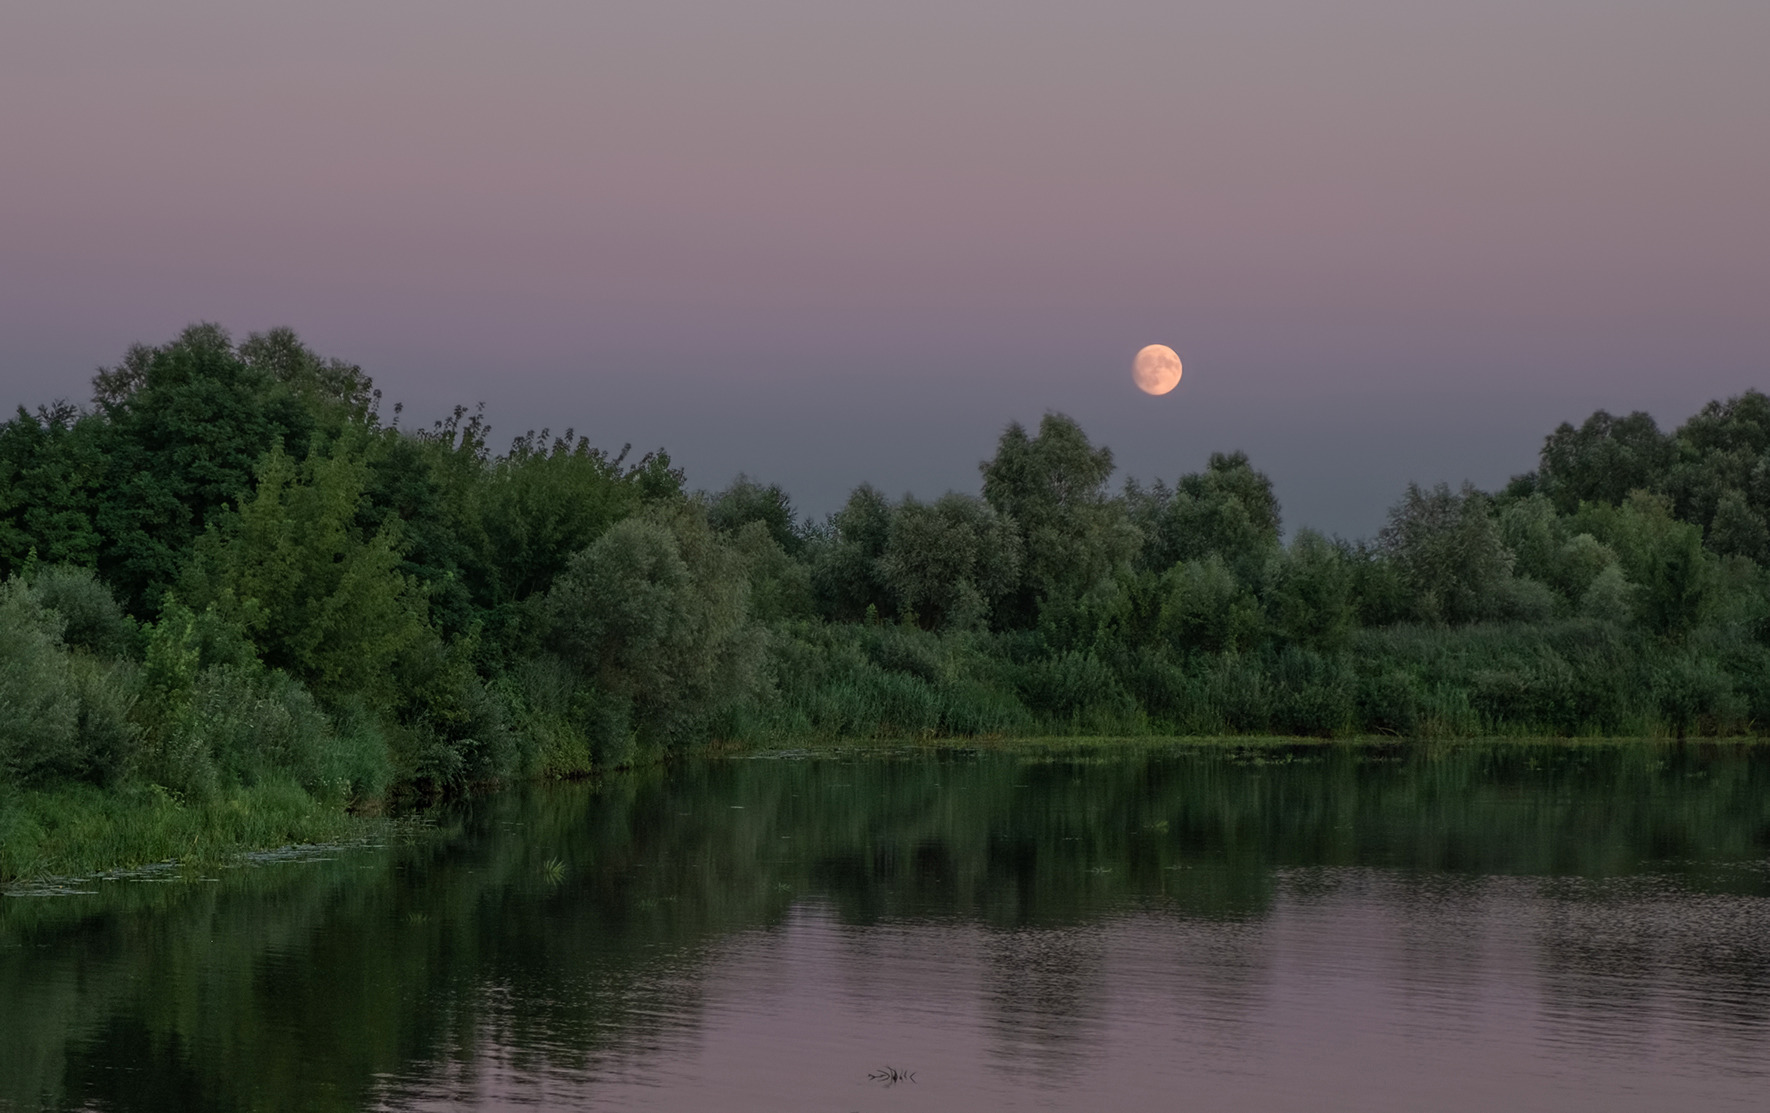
[3,1,1766,537]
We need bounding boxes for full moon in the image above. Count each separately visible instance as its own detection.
[1132,344,1183,395]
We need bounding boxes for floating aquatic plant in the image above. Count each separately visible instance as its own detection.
[868,1066,917,1086]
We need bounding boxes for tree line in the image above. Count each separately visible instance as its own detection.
[1,323,1767,814]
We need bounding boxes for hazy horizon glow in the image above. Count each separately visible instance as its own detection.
[2,0,1766,537]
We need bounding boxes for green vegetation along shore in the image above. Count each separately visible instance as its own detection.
[3,324,1767,879]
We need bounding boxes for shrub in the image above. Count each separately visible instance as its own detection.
[1268,647,1355,736]
[1356,668,1424,736]
[28,564,135,657]
[1014,650,1139,731]
[1651,653,1747,736]
[1158,556,1262,654]
[0,579,79,783]
[0,577,139,786]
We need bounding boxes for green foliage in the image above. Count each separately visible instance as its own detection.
[1532,391,1770,567]
[1498,495,1571,593]
[1158,556,1262,655]
[1575,492,1716,637]
[129,599,391,803]
[480,429,671,604]
[1130,450,1282,579]
[709,474,804,556]
[183,443,430,703]
[545,504,765,763]
[1487,500,1615,622]
[1013,650,1141,731]
[0,402,106,574]
[6,319,1770,872]
[1666,390,1770,558]
[981,413,1136,627]
[1708,489,1770,564]
[357,414,488,640]
[92,324,319,611]
[1379,483,1516,624]
[809,484,895,622]
[26,562,135,657]
[237,326,377,433]
[1263,530,1356,650]
[387,635,518,796]
[878,493,1022,631]
[731,521,816,623]
[0,777,365,883]
[1537,409,1673,513]
[749,622,1033,739]
[0,577,138,787]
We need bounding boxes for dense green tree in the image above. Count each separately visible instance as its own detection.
[1536,409,1673,514]
[181,444,429,705]
[809,484,895,623]
[1378,483,1516,625]
[877,493,1022,631]
[0,403,106,573]
[981,413,1137,627]
[1666,390,1770,560]
[708,474,803,556]
[1130,451,1282,580]
[0,578,87,784]
[91,325,317,611]
[1156,556,1263,655]
[1529,393,1770,567]
[1263,530,1357,650]
[1497,495,1568,589]
[237,327,377,434]
[729,521,816,623]
[1340,541,1410,627]
[478,429,669,605]
[1707,490,1770,565]
[358,418,487,641]
[1498,494,1635,611]
[1575,492,1717,637]
[544,504,765,764]
[27,564,136,657]
[0,575,136,786]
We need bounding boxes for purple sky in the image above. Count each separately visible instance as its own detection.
[3,1,1766,537]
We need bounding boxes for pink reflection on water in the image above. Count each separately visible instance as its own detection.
[371,868,1770,1112]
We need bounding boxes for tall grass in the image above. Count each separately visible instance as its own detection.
[729,618,1763,744]
[0,779,366,883]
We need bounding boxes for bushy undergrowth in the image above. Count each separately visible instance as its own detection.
[728,618,1766,745]
[0,568,394,880]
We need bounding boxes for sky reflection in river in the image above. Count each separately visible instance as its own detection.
[372,873,1770,1112]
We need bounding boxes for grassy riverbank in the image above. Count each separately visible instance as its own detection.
[0,779,370,884]
[13,729,1767,886]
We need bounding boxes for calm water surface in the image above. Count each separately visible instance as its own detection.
[4,741,1770,1111]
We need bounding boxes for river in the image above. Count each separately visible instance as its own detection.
[4,740,1768,1111]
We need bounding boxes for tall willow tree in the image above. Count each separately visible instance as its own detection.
[877,493,1022,631]
[544,504,765,765]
